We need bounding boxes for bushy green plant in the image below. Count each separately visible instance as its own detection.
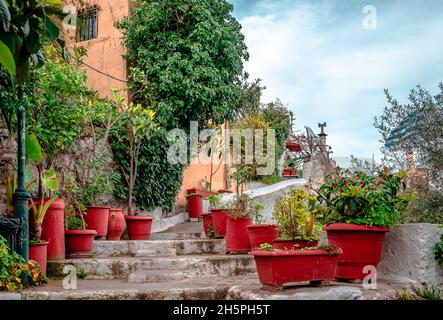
[66,217,85,231]
[398,283,442,300]
[251,204,266,224]
[207,194,221,209]
[273,188,318,241]
[435,226,443,265]
[315,169,413,227]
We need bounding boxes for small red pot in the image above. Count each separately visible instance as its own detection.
[273,239,319,250]
[226,217,252,253]
[125,216,155,240]
[38,198,65,260]
[201,212,213,238]
[251,249,342,288]
[211,208,228,238]
[29,242,48,275]
[107,208,126,240]
[282,168,292,176]
[247,224,279,249]
[65,229,97,255]
[187,194,203,219]
[323,223,390,280]
[83,206,110,237]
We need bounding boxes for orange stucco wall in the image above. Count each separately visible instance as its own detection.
[63,0,229,210]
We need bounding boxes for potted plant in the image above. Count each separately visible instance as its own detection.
[246,204,279,250]
[315,168,413,280]
[201,195,219,238]
[250,245,342,291]
[186,193,203,219]
[208,193,229,238]
[107,208,126,241]
[115,96,158,240]
[65,216,97,257]
[272,188,320,250]
[282,159,292,177]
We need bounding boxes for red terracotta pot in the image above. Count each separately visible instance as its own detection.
[37,198,65,260]
[211,208,228,238]
[272,239,319,250]
[107,208,126,240]
[201,212,213,238]
[83,206,110,237]
[125,216,155,240]
[247,224,279,249]
[282,168,292,176]
[29,242,48,275]
[251,249,342,288]
[226,217,252,253]
[186,188,218,199]
[187,194,203,219]
[285,141,302,152]
[323,223,390,280]
[65,229,97,255]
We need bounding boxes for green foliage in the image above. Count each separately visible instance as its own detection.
[398,283,442,300]
[259,243,273,251]
[225,192,253,219]
[207,194,220,208]
[315,169,413,227]
[251,203,266,224]
[66,217,85,230]
[76,269,87,279]
[118,0,248,132]
[273,188,317,240]
[185,193,203,199]
[435,227,443,265]
[0,235,44,291]
[400,190,443,224]
[207,224,215,239]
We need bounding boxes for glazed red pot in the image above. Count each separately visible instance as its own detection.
[211,208,228,238]
[83,206,110,237]
[323,223,390,280]
[226,217,252,253]
[272,239,319,250]
[247,224,279,249]
[125,216,155,240]
[107,208,126,240]
[251,249,342,289]
[187,188,218,199]
[65,229,97,255]
[201,212,213,238]
[29,242,48,275]
[37,198,65,260]
[187,194,203,219]
[282,168,292,176]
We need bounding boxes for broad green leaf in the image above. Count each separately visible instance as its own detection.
[0,40,15,76]
[25,133,43,164]
[41,168,59,192]
[45,19,59,41]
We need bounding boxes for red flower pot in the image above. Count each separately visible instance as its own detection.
[38,198,65,260]
[201,212,213,238]
[272,239,319,250]
[125,216,155,240]
[291,170,298,176]
[323,223,390,280]
[187,194,203,219]
[211,208,228,238]
[29,242,48,275]
[107,208,126,240]
[226,217,252,253]
[247,224,279,249]
[285,141,302,152]
[282,168,292,176]
[65,230,97,255]
[84,206,110,237]
[187,188,218,199]
[251,249,342,289]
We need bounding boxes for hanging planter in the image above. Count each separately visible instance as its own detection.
[83,206,110,237]
[65,229,97,257]
[247,224,279,250]
[125,216,155,240]
[285,141,302,152]
[29,241,48,275]
[323,223,390,280]
[186,193,203,219]
[211,208,228,238]
[225,216,252,253]
[251,248,342,291]
[107,208,126,241]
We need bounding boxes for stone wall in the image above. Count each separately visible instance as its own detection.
[0,122,16,217]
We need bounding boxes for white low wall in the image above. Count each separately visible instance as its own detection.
[378,223,443,285]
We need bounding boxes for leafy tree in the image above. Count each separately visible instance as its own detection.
[118,0,248,132]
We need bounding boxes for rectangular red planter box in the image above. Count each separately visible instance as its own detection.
[251,250,341,288]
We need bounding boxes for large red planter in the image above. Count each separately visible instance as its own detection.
[84,206,110,237]
[29,242,48,275]
[187,188,218,199]
[247,224,279,249]
[107,208,126,240]
[38,198,65,260]
[125,216,155,240]
[65,229,97,256]
[211,208,228,238]
[323,223,390,280]
[187,195,203,219]
[201,212,213,238]
[226,217,252,253]
[272,239,319,250]
[251,249,342,289]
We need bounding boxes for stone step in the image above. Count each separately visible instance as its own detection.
[127,270,187,283]
[92,239,225,258]
[47,254,256,280]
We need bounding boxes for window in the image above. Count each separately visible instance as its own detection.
[77,6,98,42]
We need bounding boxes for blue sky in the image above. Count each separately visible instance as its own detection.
[229,0,443,160]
